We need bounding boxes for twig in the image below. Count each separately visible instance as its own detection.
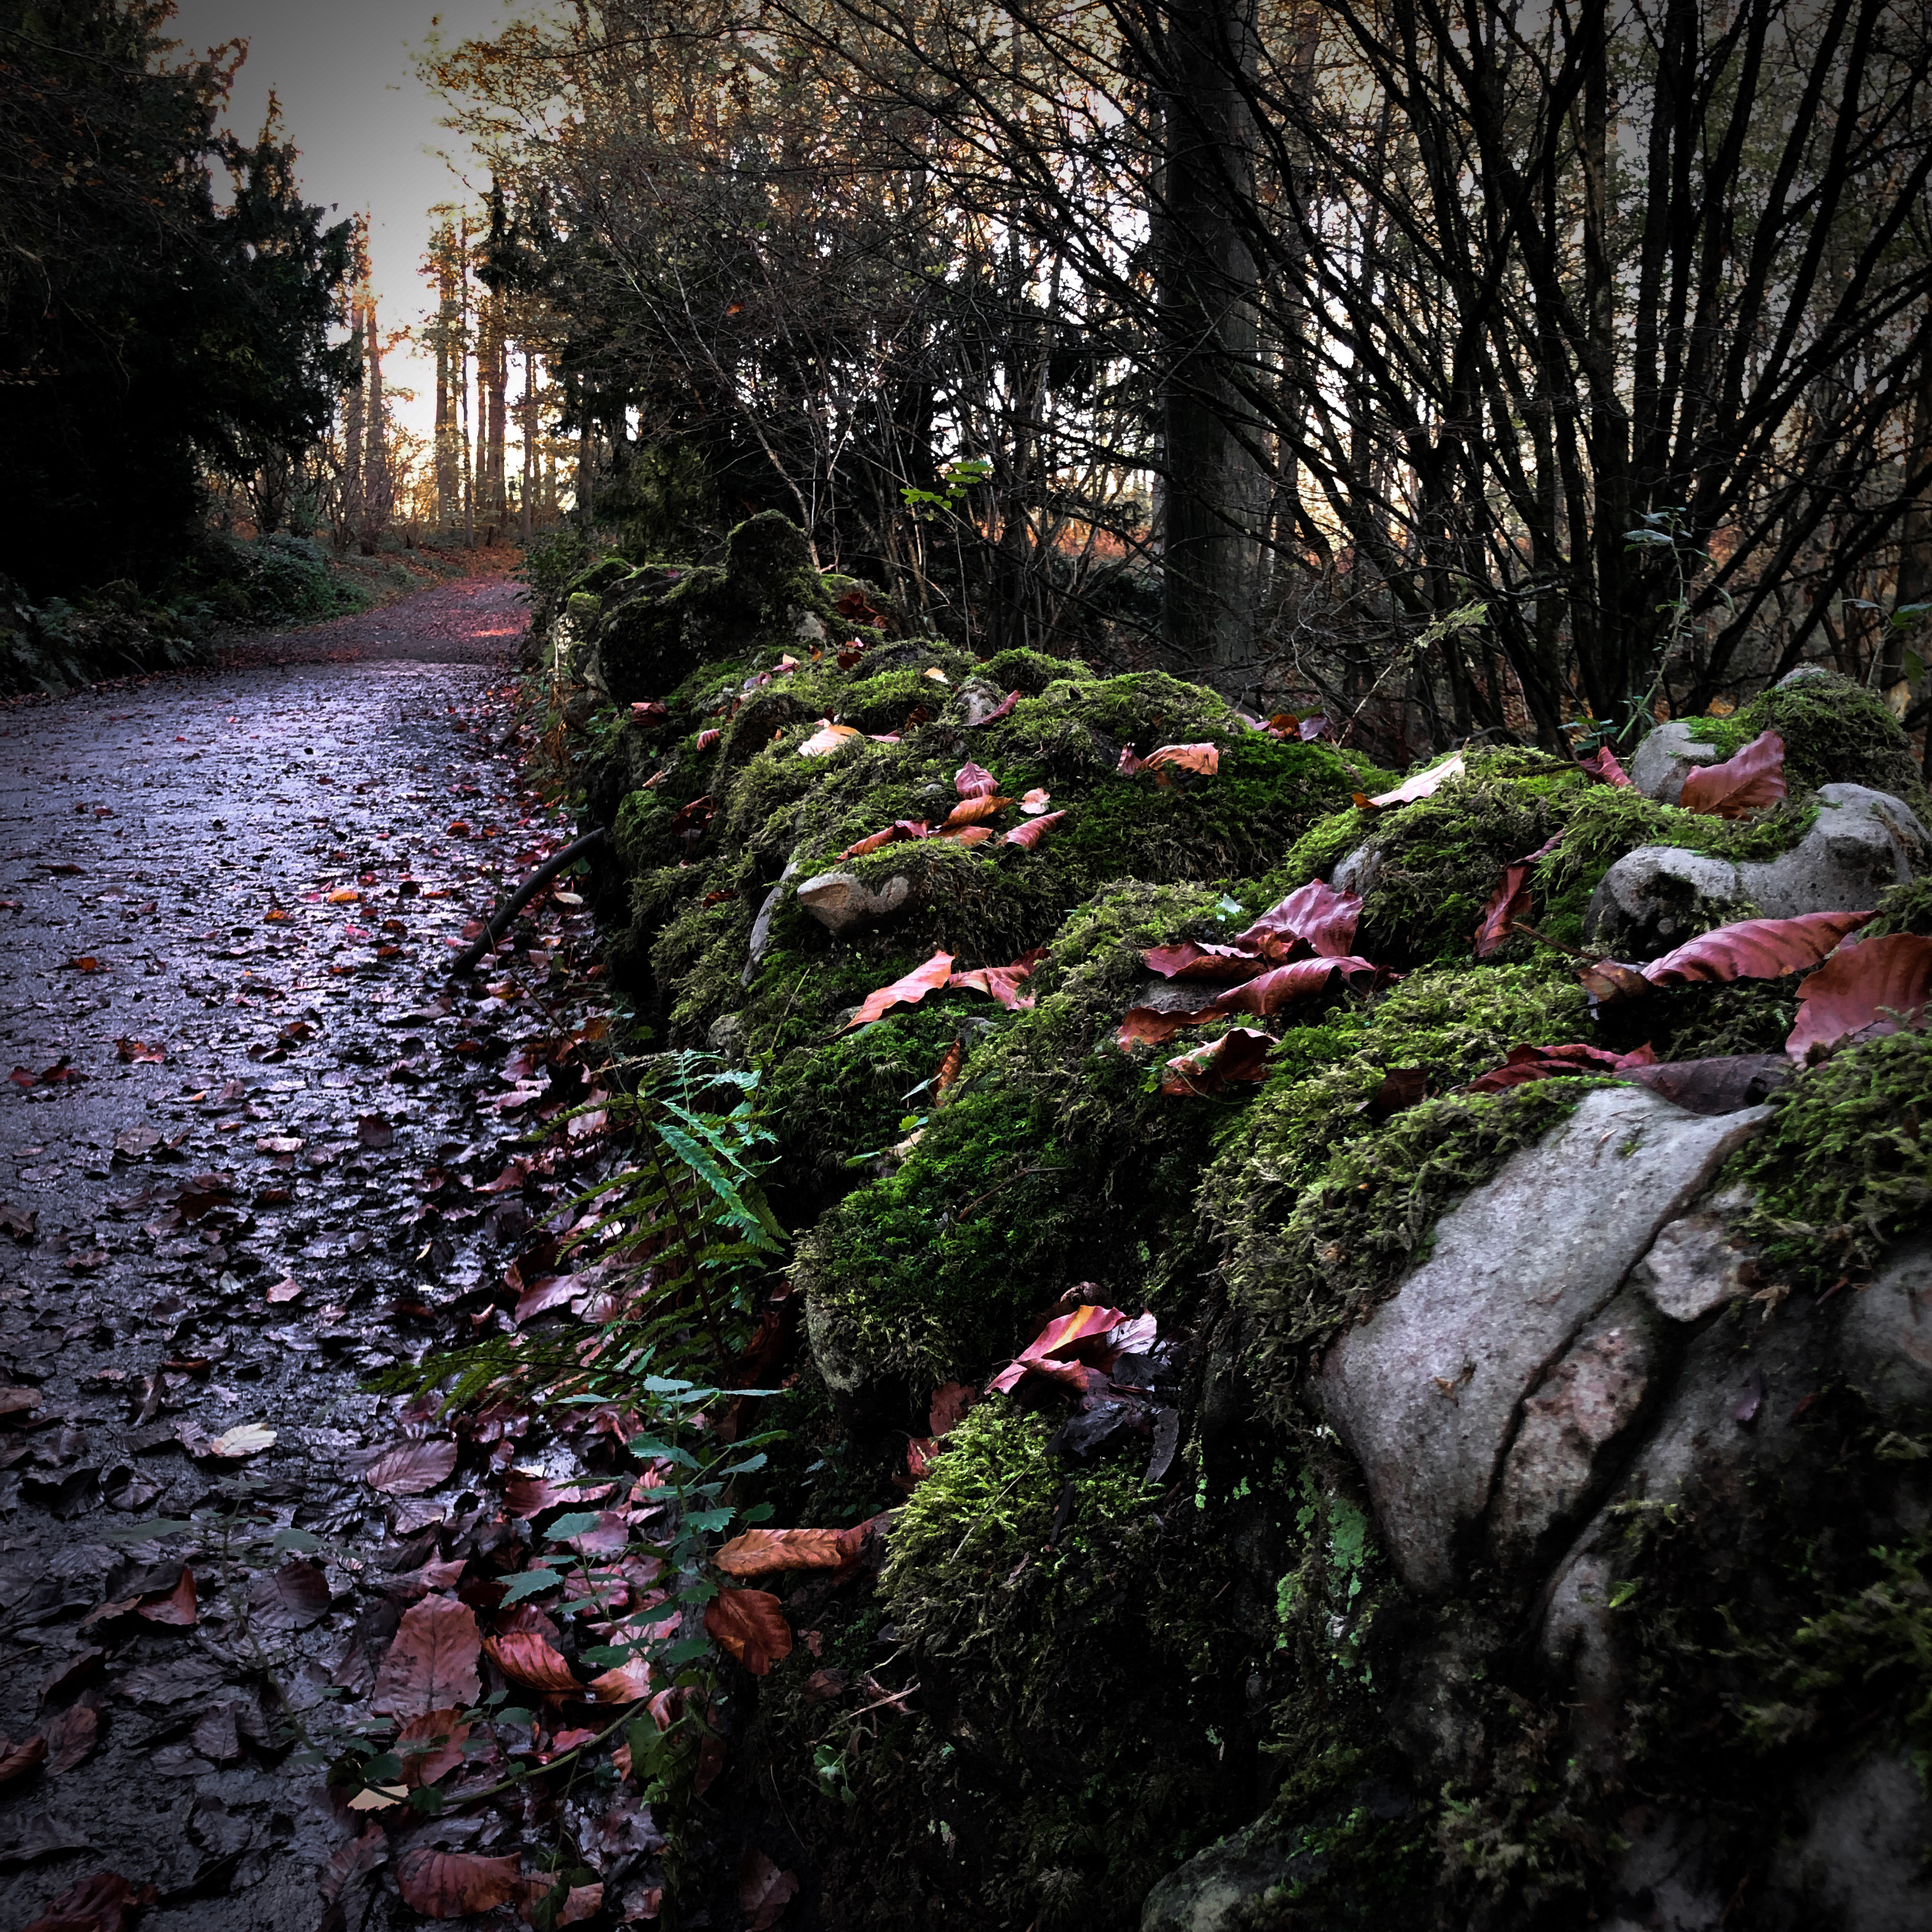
[449,825,607,976]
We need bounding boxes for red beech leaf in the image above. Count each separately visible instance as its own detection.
[696,728,721,750]
[715,1528,851,1579]
[320,1826,389,1904]
[740,1849,801,1931]
[954,760,998,798]
[1020,786,1052,814]
[1678,729,1787,818]
[372,1595,482,1717]
[396,1708,470,1787]
[1119,741,1220,777]
[1579,959,1657,1008]
[1785,933,1932,1061]
[135,1567,196,1626]
[40,1703,98,1775]
[799,720,862,756]
[988,1303,1130,1395]
[1639,908,1876,988]
[935,824,993,845]
[590,1655,654,1703]
[837,820,928,859]
[845,951,954,1029]
[705,1590,793,1673]
[943,793,1011,827]
[947,949,1046,1011]
[1210,956,1379,1020]
[1160,1028,1275,1096]
[1142,942,1265,983]
[362,1437,458,1496]
[1004,809,1065,849]
[0,1735,47,1784]
[1579,745,1632,786]
[484,1631,581,1696]
[17,1872,155,1932]
[1473,864,1532,959]
[1115,1002,1217,1048]
[1235,880,1364,962]
[395,1848,527,1919]
[1370,753,1464,806]
[930,1381,976,1435]
[1459,1041,1657,1095]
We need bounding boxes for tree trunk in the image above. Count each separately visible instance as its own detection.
[1157,0,1263,685]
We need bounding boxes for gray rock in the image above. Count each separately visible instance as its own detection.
[1738,783,1928,919]
[1489,1290,1662,1565]
[1630,720,1723,804]
[1834,1234,1932,1414]
[1763,1749,1932,1931]
[1777,664,1836,689]
[955,678,1008,725]
[1330,841,1379,896]
[1594,1807,1729,1932]
[1585,785,1926,956]
[1138,1823,1300,1932]
[1319,1087,1771,1593]
[1538,1543,1625,1785]
[1630,1184,1756,1322]
[742,848,806,986]
[1583,847,1749,958]
[794,868,912,935]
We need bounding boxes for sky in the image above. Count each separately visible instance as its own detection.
[168,0,532,448]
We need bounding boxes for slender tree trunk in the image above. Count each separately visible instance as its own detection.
[340,298,365,551]
[521,347,536,544]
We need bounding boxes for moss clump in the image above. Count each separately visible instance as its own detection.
[1724,1028,1932,1294]
[1685,668,1927,808]
[1593,972,1802,1062]
[1863,871,1932,939]
[1223,1077,1611,1408]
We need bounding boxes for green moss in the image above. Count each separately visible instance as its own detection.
[1684,669,1926,807]
[1864,872,1932,939]
[981,644,1092,693]
[1724,1029,1932,1294]
[1595,973,1802,1062]
[1264,806,1380,901]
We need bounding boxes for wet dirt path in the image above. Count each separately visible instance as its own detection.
[0,574,606,1929]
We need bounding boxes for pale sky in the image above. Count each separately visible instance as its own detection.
[169,0,533,448]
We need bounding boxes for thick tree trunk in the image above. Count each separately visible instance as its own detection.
[1157,0,1263,685]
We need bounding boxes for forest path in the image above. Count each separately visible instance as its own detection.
[0,576,594,1929]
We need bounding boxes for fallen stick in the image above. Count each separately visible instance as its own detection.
[448,825,608,976]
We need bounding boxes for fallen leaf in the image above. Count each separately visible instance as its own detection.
[0,1735,48,1784]
[1211,955,1379,1021]
[739,1850,801,1931]
[319,1825,388,1904]
[715,1528,852,1579]
[112,1039,166,1064]
[346,1784,407,1812]
[588,1657,654,1703]
[1579,745,1632,786]
[264,1275,302,1304]
[1621,1054,1793,1114]
[965,688,1020,726]
[844,950,954,1029]
[1235,880,1363,962]
[204,1423,275,1459]
[484,1631,581,1696]
[1365,1066,1429,1121]
[1473,863,1532,959]
[954,760,998,798]
[1370,753,1466,806]
[696,728,722,750]
[923,666,950,683]
[0,1203,36,1241]
[372,1595,482,1717]
[327,887,361,905]
[943,793,1011,827]
[930,1382,976,1435]
[935,824,993,847]
[16,1872,154,1932]
[62,956,103,973]
[1459,1041,1657,1094]
[704,1589,793,1673]
[40,1706,97,1776]
[1160,1028,1274,1096]
[836,820,930,859]
[1004,809,1064,849]
[357,1112,395,1149]
[1785,933,1932,1061]
[799,720,862,756]
[135,1568,196,1625]
[1678,729,1786,818]
[1639,908,1876,988]
[0,1386,43,1415]
[249,1558,331,1630]
[988,1303,1130,1395]
[362,1438,459,1495]
[1119,741,1220,777]
[630,700,669,723]
[395,1848,527,1919]
[396,1708,471,1786]
[1020,787,1052,814]
[947,949,1045,1011]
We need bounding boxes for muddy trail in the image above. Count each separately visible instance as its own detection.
[0,574,653,1929]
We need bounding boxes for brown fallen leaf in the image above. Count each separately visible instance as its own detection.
[739,1849,801,1931]
[396,1708,470,1786]
[704,1589,793,1674]
[0,1735,47,1784]
[714,1528,852,1579]
[484,1630,582,1696]
[942,793,1011,827]
[1639,908,1876,989]
[930,1381,976,1435]
[1020,786,1052,815]
[1678,728,1786,818]
[372,1595,483,1717]
[588,1656,654,1703]
[954,760,998,798]
[1004,809,1064,850]
[696,727,722,750]
[1579,744,1632,786]
[362,1437,459,1495]
[1459,1041,1657,1095]
[319,1824,388,1904]
[1160,1028,1274,1096]
[112,1039,166,1064]
[1369,752,1465,806]
[1236,880,1365,963]
[0,1202,36,1241]
[1118,741,1220,777]
[988,1303,1130,1396]
[135,1568,196,1626]
[17,1871,155,1932]
[844,950,954,1029]
[1785,932,1932,1061]
[799,719,862,756]
[946,949,1046,1011]
[356,1112,395,1148]
[1473,862,1533,960]
[41,1709,98,1778]
[395,1847,528,1919]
